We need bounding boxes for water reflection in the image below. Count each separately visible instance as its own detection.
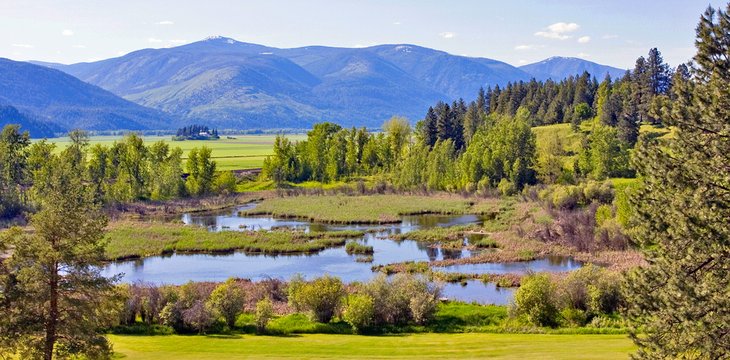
[437,256,583,274]
[441,281,515,305]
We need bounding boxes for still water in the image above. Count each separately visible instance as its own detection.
[104,204,578,304]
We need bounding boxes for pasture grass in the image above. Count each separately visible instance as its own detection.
[104,221,362,260]
[108,332,634,359]
[243,194,498,224]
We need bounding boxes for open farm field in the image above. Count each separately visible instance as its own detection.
[44,134,306,171]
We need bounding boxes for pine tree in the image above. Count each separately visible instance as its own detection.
[626,5,730,358]
[0,151,116,359]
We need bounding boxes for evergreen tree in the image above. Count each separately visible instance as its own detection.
[626,6,730,358]
[0,125,30,218]
[0,151,116,359]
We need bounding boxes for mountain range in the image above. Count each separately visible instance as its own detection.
[0,57,174,135]
[2,37,626,135]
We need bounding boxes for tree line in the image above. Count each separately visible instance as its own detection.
[262,48,679,194]
[173,124,219,140]
[0,128,236,222]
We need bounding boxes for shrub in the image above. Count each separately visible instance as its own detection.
[214,171,238,194]
[594,219,630,250]
[582,181,614,204]
[551,185,582,210]
[343,294,375,333]
[498,178,516,196]
[594,204,613,227]
[559,264,623,318]
[409,291,439,325]
[288,275,345,323]
[159,302,185,332]
[255,298,274,334]
[208,278,246,328]
[514,273,560,327]
[363,274,440,326]
[560,307,588,327]
[182,300,215,334]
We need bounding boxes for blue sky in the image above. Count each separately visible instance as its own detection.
[1,0,725,68]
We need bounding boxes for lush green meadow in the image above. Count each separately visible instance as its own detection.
[45,134,306,171]
[108,333,634,359]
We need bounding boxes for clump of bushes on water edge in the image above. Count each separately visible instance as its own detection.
[115,273,441,335]
[511,265,624,328]
[113,269,626,336]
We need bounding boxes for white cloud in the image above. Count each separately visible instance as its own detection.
[156,20,174,25]
[602,34,618,40]
[439,32,455,39]
[393,21,402,25]
[169,39,187,44]
[147,37,163,43]
[12,43,33,48]
[578,36,591,44]
[577,52,590,58]
[518,59,528,65]
[72,44,86,48]
[535,22,579,40]
[62,29,74,36]
[515,44,544,51]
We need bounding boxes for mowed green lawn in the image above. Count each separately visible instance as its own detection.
[109,333,634,359]
[45,134,306,171]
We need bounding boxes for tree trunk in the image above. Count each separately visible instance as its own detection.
[44,263,58,360]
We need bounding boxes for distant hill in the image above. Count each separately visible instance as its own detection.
[30,39,629,130]
[0,104,64,138]
[519,57,625,81]
[40,37,534,129]
[0,58,174,132]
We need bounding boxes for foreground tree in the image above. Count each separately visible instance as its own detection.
[0,151,117,359]
[626,5,730,358]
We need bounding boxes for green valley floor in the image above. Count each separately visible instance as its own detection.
[109,333,634,359]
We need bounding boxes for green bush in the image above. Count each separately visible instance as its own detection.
[582,181,614,204]
[363,274,441,326]
[207,278,246,328]
[288,275,345,323]
[343,294,375,333]
[514,273,560,327]
[214,171,238,194]
[498,178,516,196]
[551,185,582,210]
[255,298,274,334]
[560,307,588,327]
[559,264,623,318]
[594,204,613,227]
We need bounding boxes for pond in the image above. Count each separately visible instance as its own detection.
[104,204,579,305]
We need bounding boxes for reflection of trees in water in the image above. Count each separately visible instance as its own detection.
[426,247,439,261]
[441,248,463,260]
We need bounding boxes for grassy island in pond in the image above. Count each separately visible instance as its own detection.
[104,221,363,260]
[243,194,502,224]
